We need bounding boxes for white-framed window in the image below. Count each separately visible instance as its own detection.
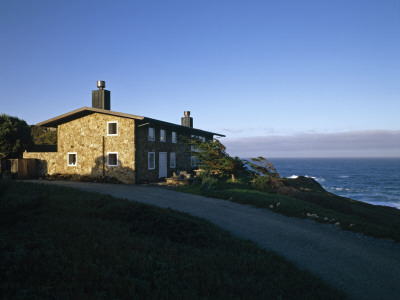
[191,155,199,167]
[107,121,118,136]
[107,152,118,167]
[148,152,155,169]
[148,127,155,141]
[170,152,176,168]
[67,152,77,166]
[172,131,177,143]
[201,136,206,142]
[160,129,166,142]
[191,134,200,152]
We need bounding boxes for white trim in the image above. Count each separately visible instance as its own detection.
[107,121,118,136]
[107,152,118,167]
[148,127,155,141]
[191,155,198,167]
[148,152,155,169]
[160,129,166,142]
[67,152,77,166]
[170,152,176,168]
[172,131,177,143]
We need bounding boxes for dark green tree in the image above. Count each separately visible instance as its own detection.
[0,114,32,159]
[31,126,57,145]
[245,156,280,178]
[186,138,246,182]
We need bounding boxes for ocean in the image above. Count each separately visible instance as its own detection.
[267,158,400,210]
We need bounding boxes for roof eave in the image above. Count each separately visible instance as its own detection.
[36,107,144,127]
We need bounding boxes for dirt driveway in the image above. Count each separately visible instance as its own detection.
[27,180,400,300]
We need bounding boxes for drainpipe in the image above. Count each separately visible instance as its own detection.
[102,135,105,176]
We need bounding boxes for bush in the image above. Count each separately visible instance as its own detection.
[251,175,284,193]
[201,175,218,191]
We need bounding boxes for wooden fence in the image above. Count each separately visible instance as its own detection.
[1,158,39,179]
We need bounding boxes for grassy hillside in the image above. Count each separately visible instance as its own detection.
[0,181,345,299]
[179,178,400,242]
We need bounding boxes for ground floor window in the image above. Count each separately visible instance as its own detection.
[170,152,176,168]
[148,152,155,169]
[191,155,199,167]
[107,152,118,167]
[68,152,77,166]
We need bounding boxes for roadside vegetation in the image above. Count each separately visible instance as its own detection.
[181,138,400,242]
[0,181,346,299]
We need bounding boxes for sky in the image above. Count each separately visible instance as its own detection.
[1,0,399,158]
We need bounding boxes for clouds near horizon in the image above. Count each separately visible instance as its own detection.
[223,130,400,158]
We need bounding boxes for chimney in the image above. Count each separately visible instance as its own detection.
[181,111,193,128]
[92,80,110,110]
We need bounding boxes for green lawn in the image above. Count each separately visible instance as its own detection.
[178,178,400,242]
[0,181,346,299]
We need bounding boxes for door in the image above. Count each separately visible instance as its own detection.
[159,152,167,178]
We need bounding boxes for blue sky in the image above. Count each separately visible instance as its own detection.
[1,0,399,157]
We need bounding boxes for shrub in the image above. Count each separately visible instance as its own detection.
[251,175,284,193]
[201,175,218,191]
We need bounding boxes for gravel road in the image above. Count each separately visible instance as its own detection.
[26,180,400,300]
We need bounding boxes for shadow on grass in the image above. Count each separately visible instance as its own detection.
[0,181,346,299]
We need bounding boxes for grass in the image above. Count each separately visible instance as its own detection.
[178,178,400,242]
[0,181,346,299]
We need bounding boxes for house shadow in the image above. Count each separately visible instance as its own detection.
[90,156,136,184]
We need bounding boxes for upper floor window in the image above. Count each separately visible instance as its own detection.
[148,127,155,141]
[172,132,177,143]
[107,152,118,167]
[68,152,77,166]
[107,121,118,136]
[160,129,166,142]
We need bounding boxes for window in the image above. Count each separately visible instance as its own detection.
[148,152,155,169]
[107,121,118,136]
[107,152,118,167]
[191,156,199,167]
[172,132,177,143]
[190,134,199,152]
[170,152,176,168]
[160,129,166,142]
[68,152,77,166]
[148,127,155,141]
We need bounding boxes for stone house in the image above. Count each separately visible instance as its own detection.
[23,81,224,183]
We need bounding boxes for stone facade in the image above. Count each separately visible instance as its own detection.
[24,113,136,184]
[135,122,212,183]
[24,107,219,184]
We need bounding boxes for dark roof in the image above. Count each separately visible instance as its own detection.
[141,117,225,137]
[36,107,224,137]
[37,107,144,127]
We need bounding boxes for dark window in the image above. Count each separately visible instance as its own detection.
[108,153,118,166]
[108,122,118,135]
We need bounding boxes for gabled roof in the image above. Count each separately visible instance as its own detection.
[36,107,225,137]
[37,107,144,127]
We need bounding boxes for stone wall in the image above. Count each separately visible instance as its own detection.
[136,122,213,183]
[24,113,136,184]
[23,152,58,175]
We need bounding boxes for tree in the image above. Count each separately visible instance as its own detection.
[0,114,32,159]
[31,126,57,145]
[245,156,280,178]
[186,138,246,182]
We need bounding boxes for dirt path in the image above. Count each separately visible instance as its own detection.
[26,180,400,300]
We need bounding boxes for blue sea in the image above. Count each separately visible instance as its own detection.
[267,158,400,210]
